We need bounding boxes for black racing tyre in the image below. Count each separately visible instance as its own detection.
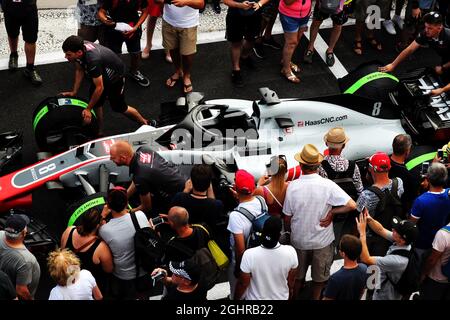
[66,192,107,227]
[406,145,440,179]
[338,61,399,103]
[33,96,99,152]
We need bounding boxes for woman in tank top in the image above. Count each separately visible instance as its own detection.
[60,208,113,293]
[254,155,289,218]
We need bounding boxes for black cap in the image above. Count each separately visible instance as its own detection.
[423,11,443,25]
[392,216,419,244]
[261,216,282,248]
[169,259,201,283]
[5,214,30,235]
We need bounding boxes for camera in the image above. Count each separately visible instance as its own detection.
[151,270,166,282]
[421,162,430,177]
[437,150,448,163]
[151,216,167,227]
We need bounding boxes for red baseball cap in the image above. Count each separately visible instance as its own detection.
[235,169,255,194]
[369,152,391,172]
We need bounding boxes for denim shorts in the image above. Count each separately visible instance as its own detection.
[279,13,310,33]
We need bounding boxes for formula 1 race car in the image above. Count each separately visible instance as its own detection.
[0,63,446,227]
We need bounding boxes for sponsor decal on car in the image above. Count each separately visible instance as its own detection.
[418,78,450,121]
[297,115,348,127]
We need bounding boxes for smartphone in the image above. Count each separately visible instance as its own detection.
[421,162,430,176]
[151,216,167,227]
[437,150,444,160]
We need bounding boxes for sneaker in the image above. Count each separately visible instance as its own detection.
[303,50,314,64]
[262,37,282,50]
[325,52,335,67]
[231,70,244,88]
[253,42,265,59]
[212,2,221,14]
[130,70,150,87]
[8,54,18,71]
[392,15,404,30]
[240,56,258,70]
[23,68,43,86]
[383,20,396,35]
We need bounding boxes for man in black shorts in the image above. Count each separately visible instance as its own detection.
[109,141,186,215]
[224,0,270,87]
[1,0,42,85]
[98,0,150,87]
[304,0,349,67]
[380,11,450,95]
[60,35,155,135]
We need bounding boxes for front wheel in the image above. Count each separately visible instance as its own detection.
[33,97,99,152]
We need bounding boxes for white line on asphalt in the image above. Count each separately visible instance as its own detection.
[0,18,354,74]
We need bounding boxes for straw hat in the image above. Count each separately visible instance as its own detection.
[294,144,324,165]
[323,127,350,148]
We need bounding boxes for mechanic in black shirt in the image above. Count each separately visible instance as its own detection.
[98,0,150,87]
[109,141,185,215]
[1,0,42,85]
[380,11,450,96]
[388,134,419,217]
[61,35,154,135]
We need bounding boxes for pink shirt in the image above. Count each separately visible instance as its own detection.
[279,0,312,19]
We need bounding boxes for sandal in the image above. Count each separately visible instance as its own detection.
[166,73,182,88]
[183,82,193,94]
[353,40,363,55]
[290,62,301,73]
[368,37,382,51]
[281,70,300,83]
[280,61,301,73]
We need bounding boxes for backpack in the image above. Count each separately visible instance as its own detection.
[319,0,341,14]
[187,247,222,290]
[385,249,421,298]
[321,159,358,200]
[368,178,403,229]
[235,195,270,248]
[130,212,165,277]
[168,240,221,291]
[441,226,450,278]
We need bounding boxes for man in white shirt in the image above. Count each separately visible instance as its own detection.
[235,216,298,300]
[283,144,356,300]
[156,0,204,94]
[227,169,268,299]
[420,222,450,300]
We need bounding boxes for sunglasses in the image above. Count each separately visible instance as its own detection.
[265,154,287,167]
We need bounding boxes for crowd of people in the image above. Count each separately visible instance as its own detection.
[0,0,450,302]
[0,128,448,301]
[2,0,450,89]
